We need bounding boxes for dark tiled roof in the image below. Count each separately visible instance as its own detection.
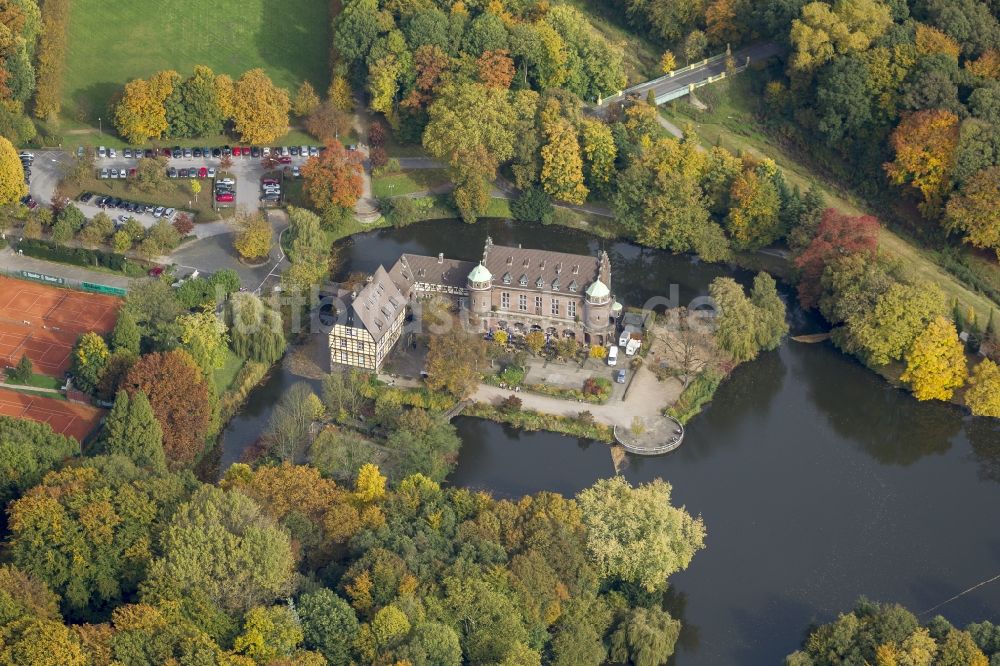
[482,243,602,293]
[390,254,476,292]
[350,265,406,342]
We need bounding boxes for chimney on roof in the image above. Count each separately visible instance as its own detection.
[540,260,545,270]
[366,275,373,283]
[518,243,522,249]
[438,253,443,264]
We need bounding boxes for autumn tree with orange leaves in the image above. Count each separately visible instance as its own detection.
[301,139,364,211]
[884,109,959,215]
[477,50,515,89]
[123,349,211,468]
[794,209,880,309]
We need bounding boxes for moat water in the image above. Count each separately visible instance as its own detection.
[220,219,1000,664]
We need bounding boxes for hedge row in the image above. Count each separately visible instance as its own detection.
[34,0,71,119]
[359,379,457,412]
[17,238,127,272]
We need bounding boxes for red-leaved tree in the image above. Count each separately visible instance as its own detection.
[300,139,364,211]
[123,349,211,468]
[793,209,880,309]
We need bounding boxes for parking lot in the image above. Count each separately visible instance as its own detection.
[28,146,315,227]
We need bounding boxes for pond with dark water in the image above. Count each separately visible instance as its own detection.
[220,219,1000,664]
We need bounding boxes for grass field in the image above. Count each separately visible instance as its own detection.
[660,77,1000,321]
[62,0,331,127]
[372,169,449,198]
[213,349,243,394]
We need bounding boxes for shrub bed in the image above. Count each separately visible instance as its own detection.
[666,370,725,424]
[466,402,614,442]
[359,379,458,412]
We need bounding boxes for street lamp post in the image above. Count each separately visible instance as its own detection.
[98,117,102,137]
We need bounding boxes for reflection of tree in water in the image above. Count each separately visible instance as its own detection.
[801,344,961,465]
[966,417,1000,483]
[660,585,699,662]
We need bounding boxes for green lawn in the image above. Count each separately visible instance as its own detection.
[2,373,62,390]
[213,349,243,394]
[62,0,332,128]
[660,78,1000,321]
[372,169,450,198]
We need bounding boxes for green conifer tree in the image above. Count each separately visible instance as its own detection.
[111,309,141,356]
[104,389,166,471]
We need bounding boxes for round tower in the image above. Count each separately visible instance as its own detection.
[467,262,493,317]
[584,279,612,338]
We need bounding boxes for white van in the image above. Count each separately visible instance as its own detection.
[607,345,619,366]
[625,338,641,356]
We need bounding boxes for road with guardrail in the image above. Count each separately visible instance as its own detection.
[595,42,783,108]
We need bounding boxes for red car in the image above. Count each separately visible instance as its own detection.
[216,193,234,202]
[262,178,278,186]
[232,147,241,157]
[161,148,172,157]
[278,155,291,164]
[198,167,208,178]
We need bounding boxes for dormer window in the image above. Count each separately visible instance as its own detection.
[552,277,560,291]
[519,274,528,286]
[502,272,512,285]
[535,276,544,288]
[568,280,578,292]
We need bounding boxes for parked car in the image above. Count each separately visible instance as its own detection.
[207,167,217,178]
[615,369,626,384]
[108,148,117,158]
[144,149,155,158]
[179,168,189,177]
[163,207,175,218]
[212,148,222,158]
[299,145,308,156]
[183,148,192,158]
[289,146,299,156]
[198,167,208,178]
[78,192,94,203]
[110,168,120,179]
[308,146,318,157]
[203,147,212,158]
[97,146,107,158]
[116,214,131,224]
[262,147,271,156]
[216,193,234,202]
[291,166,300,178]
[193,148,202,158]
[232,147,241,157]
[162,148,172,157]
[262,178,278,185]
[167,167,178,178]
[250,146,261,158]
[607,345,619,366]
[20,151,34,160]
[222,146,232,157]
[153,206,165,218]
[99,168,109,179]
[278,155,291,164]
[188,169,197,178]
[218,177,234,185]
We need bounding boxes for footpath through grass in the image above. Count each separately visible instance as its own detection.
[661,79,1000,319]
[62,0,331,127]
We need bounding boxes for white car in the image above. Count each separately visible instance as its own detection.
[153,206,165,218]
[308,146,318,157]
[108,147,117,158]
[109,168,119,179]
[207,167,217,178]
[607,345,619,366]
[261,147,270,157]
[97,146,107,158]
[163,207,175,218]
[625,338,641,356]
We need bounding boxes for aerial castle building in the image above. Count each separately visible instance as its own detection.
[329,237,618,371]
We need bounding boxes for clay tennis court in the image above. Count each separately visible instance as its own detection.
[0,276,121,376]
[0,387,103,441]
